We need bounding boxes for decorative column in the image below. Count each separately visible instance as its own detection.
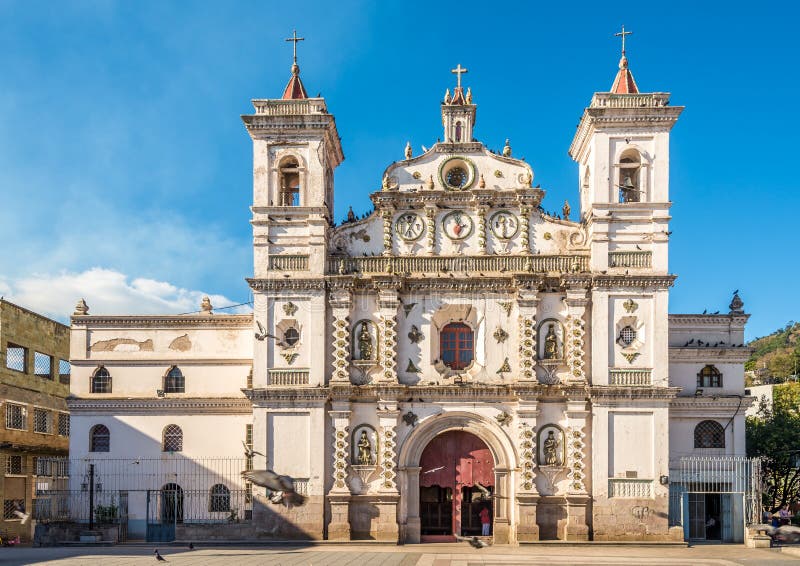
[516,400,540,541]
[476,206,487,255]
[425,206,436,255]
[520,206,531,254]
[516,280,539,382]
[382,208,394,256]
[564,277,590,384]
[327,404,352,540]
[565,396,590,540]
[330,287,352,383]
[376,281,400,384]
[375,403,401,541]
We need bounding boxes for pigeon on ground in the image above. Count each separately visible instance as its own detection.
[188,542,194,550]
[456,535,490,548]
[154,549,168,561]
[241,469,306,508]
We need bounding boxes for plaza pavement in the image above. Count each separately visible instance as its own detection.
[0,543,798,566]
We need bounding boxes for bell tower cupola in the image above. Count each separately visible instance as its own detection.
[441,64,476,143]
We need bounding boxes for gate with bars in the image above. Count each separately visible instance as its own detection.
[668,456,761,543]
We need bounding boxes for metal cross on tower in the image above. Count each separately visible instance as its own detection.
[451,64,468,89]
[614,25,633,55]
[286,29,305,64]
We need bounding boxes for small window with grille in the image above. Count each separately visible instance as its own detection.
[91,367,112,393]
[3,499,25,520]
[697,365,722,388]
[5,403,26,430]
[33,408,53,434]
[162,424,183,452]
[5,455,23,475]
[164,366,185,394]
[245,424,254,471]
[58,413,70,437]
[6,343,26,372]
[35,457,52,476]
[58,359,71,385]
[90,424,110,452]
[208,484,231,512]
[34,352,53,379]
[283,327,300,347]
[694,420,725,448]
[618,325,637,347]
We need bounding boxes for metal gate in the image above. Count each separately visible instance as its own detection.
[146,487,182,543]
[118,491,128,543]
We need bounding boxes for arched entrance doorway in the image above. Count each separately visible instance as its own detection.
[419,431,495,541]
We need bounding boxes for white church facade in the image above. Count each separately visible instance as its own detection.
[64,38,754,543]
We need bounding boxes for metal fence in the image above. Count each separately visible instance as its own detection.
[33,456,249,493]
[146,488,252,524]
[33,490,122,524]
[668,456,761,528]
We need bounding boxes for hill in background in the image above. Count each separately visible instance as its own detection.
[746,321,800,384]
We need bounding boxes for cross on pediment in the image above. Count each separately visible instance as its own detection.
[286,29,305,63]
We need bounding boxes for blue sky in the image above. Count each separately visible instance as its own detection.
[0,1,796,340]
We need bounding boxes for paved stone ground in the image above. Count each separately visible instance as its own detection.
[0,543,798,566]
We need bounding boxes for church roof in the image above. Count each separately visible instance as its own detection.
[610,54,639,94]
[282,63,308,100]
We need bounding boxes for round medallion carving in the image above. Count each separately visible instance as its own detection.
[395,212,425,241]
[441,211,474,240]
[489,210,520,239]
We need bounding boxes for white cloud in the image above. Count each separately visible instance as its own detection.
[0,267,251,323]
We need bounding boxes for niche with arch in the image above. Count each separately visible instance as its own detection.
[537,319,565,362]
[277,154,303,206]
[616,149,644,203]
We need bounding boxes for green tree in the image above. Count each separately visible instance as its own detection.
[747,383,800,511]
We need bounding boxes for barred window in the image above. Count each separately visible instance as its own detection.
[5,455,22,475]
[6,343,26,372]
[208,484,230,512]
[618,325,637,347]
[697,365,722,388]
[34,352,53,379]
[164,366,185,394]
[5,403,26,430]
[91,367,112,393]
[284,327,300,347]
[33,408,53,434]
[694,420,725,449]
[162,424,183,452]
[58,359,71,385]
[90,424,110,452]
[3,499,25,520]
[58,413,70,437]
[35,457,51,476]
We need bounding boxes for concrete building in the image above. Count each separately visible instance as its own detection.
[1,299,70,541]
[63,36,755,543]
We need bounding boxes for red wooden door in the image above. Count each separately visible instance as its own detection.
[419,431,494,537]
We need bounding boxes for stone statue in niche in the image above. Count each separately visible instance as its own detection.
[543,323,560,360]
[357,430,373,465]
[357,322,374,361]
[543,430,561,466]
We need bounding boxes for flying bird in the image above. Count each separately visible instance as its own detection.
[456,535,490,548]
[11,502,29,525]
[154,549,168,562]
[241,469,306,508]
[242,440,265,459]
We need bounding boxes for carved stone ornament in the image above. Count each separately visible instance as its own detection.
[493,326,509,343]
[74,298,89,316]
[441,210,474,240]
[489,210,520,240]
[403,303,417,316]
[538,361,560,385]
[495,412,513,427]
[412,171,421,179]
[622,352,641,364]
[395,212,425,241]
[623,299,639,313]
[406,359,421,373]
[283,302,298,317]
[496,358,511,375]
[729,291,744,314]
[498,301,513,317]
[407,325,423,344]
[494,169,503,178]
[281,352,298,365]
[538,465,568,496]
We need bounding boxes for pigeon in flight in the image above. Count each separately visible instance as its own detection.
[242,440,265,459]
[154,549,168,561]
[11,501,29,525]
[241,469,306,508]
[456,535,490,548]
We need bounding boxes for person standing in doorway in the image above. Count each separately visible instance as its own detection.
[479,505,491,536]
